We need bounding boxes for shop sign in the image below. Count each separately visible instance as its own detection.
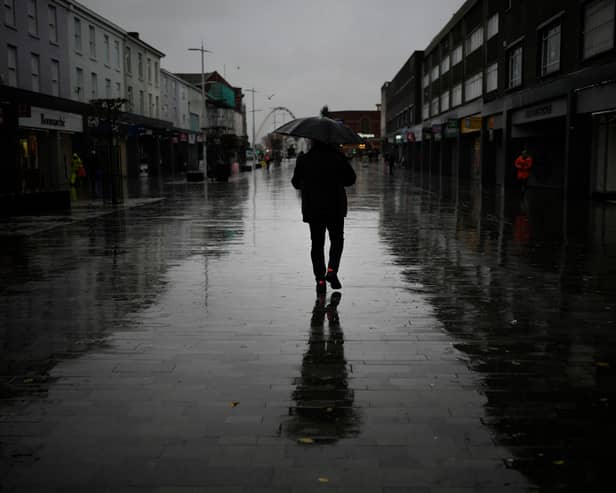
[432,124,443,141]
[179,133,188,142]
[19,106,82,133]
[188,133,196,144]
[512,98,567,125]
[460,115,482,134]
[445,119,459,138]
[196,134,203,143]
[171,136,179,144]
[422,127,432,141]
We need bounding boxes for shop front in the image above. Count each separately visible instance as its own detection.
[459,115,482,183]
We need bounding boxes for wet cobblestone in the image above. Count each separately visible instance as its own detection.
[1,162,615,492]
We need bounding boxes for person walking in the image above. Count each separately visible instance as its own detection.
[291,140,356,294]
[514,149,533,194]
[386,152,396,175]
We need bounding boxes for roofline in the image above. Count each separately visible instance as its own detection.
[424,0,479,54]
[160,68,201,90]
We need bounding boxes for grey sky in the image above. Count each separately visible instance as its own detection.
[80,0,464,134]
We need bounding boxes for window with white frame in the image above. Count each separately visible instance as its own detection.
[541,23,561,75]
[422,102,430,120]
[7,45,17,86]
[91,72,97,99]
[466,26,484,55]
[127,86,133,108]
[452,45,463,65]
[584,0,615,59]
[51,59,60,96]
[48,5,58,43]
[147,58,152,83]
[441,55,450,75]
[431,97,439,116]
[105,78,111,98]
[139,90,144,113]
[113,40,120,68]
[154,62,159,87]
[464,72,483,101]
[76,67,83,100]
[452,83,462,106]
[155,96,159,118]
[30,53,40,92]
[508,46,523,88]
[138,53,143,79]
[487,13,499,39]
[89,25,96,58]
[4,0,15,27]
[27,0,38,35]
[104,35,110,64]
[486,62,498,92]
[125,46,132,74]
[148,93,153,116]
[441,90,450,112]
[431,64,439,82]
[423,73,430,88]
[116,82,121,98]
[74,18,82,52]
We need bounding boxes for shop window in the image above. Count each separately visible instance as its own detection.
[486,62,498,92]
[540,23,561,76]
[7,45,17,87]
[465,26,483,55]
[464,72,482,102]
[27,0,38,36]
[48,5,57,43]
[508,45,523,88]
[31,53,40,92]
[4,0,15,27]
[74,17,82,52]
[51,59,60,96]
[452,83,462,107]
[584,0,615,59]
[452,45,463,65]
[487,13,499,39]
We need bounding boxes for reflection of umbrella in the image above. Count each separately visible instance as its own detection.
[274,116,363,144]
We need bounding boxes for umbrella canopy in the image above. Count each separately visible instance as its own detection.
[273,116,364,145]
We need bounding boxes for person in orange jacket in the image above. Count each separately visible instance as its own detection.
[514,149,533,193]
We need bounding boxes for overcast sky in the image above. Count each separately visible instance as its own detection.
[80,0,464,136]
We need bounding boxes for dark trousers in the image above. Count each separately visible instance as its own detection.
[309,218,344,281]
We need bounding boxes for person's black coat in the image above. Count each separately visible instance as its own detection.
[291,142,356,223]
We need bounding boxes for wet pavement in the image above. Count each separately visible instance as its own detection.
[1,161,615,492]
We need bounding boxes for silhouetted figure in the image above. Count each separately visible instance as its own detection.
[291,140,356,294]
[515,149,533,194]
[386,152,396,175]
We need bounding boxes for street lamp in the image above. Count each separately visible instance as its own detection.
[188,42,212,181]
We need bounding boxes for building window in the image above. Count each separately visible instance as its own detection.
[4,0,15,27]
[51,59,59,96]
[138,52,143,79]
[147,58,152,83]
[127,86,134,109]
[508,46,523,88]
[431,64,439,82]
[487,13,499,39]
[441,90,450,112]
[116,81,121,97]
[155,96,159,118]
[89,25,96,58]
[125,46,132,74]
[431,97,439,116]
[105,78,111,98]
[422,102,430,120]
[452,44,463,65]
[441,55,450,75]
[423,73,430,88]
[76,67,83,100]
[48,5,57,43]
[154,62,159,87]
[74,17,82,52]
[139,90,144,113]
[31,53,40,92]
[464,72,483,101]
[113,40,120,68]
[104,35,110,64]
[27,0,38,35]
[452,83,462,107]
[148,93,153,116]
[91,72,97,99]
[584,0,615,59]
[486,62,498,92]
[541,23,561,75]
[7,45,17,86]
[466,26,484,55]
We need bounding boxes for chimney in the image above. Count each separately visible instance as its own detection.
[128,32,140,39]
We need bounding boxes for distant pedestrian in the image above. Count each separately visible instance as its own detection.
[514,149,533,193]
[386,152,396,175]
[291,140,356,294]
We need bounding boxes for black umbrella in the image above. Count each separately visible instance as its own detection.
[273,116,364,145]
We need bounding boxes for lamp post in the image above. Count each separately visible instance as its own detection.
[188,42,212,181]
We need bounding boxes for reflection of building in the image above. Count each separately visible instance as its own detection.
[382,0,616,198]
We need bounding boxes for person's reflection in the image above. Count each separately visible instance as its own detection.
[287,293,359,442]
